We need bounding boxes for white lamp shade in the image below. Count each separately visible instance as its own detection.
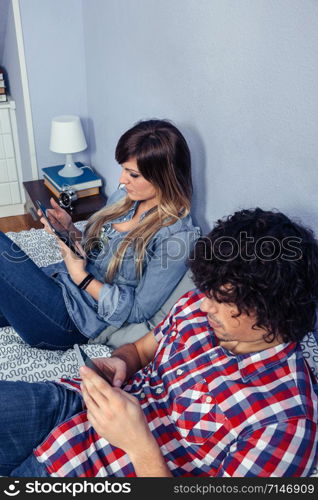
[50,115,87,154]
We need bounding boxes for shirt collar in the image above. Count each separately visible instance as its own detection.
[113,199,156,223]
[127,200,138,217]
[219,341,298,382]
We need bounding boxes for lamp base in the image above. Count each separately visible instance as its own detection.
[58,154,84,178]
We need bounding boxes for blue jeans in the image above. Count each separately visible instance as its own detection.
[0,380,83,477]
[0,231,87,350]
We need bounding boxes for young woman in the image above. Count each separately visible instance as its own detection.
[0,119,199,350]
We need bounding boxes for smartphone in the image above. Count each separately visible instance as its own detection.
[36,200,83,258]
[74,344,114,385]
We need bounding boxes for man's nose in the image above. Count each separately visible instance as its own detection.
[200,297,218,314]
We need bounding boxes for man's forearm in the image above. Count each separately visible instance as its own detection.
[128,437,172,477]
[111,330,158,379]
[111,343,143,379]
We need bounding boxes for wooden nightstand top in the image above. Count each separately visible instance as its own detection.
[23,180,107,222]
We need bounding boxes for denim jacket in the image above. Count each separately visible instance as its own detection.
[42,187,200,339]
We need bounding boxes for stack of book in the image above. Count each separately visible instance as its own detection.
[42,162,103,198]
[0,68,7,102]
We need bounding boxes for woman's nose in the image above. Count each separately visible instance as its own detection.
[119,170,129,185]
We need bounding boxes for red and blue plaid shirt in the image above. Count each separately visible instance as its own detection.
[35,290,318,477]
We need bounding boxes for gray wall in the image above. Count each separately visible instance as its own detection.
[18,0,90,174]
[83,0,318,235]
[2,0,33,180]
[1,0,90,180]
[0,0,10,62]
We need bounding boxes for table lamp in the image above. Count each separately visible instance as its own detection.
[49,115,87,177]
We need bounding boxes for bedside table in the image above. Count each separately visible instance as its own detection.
[23,180,107,223]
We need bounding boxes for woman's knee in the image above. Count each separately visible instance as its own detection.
[0,233,26,268]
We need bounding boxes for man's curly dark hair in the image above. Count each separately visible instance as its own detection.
[189,208,318,343]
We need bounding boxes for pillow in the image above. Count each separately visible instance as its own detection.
[89,271,195,349]
[301,330,318,383]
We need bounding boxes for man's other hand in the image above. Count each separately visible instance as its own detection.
[80,366,154,457]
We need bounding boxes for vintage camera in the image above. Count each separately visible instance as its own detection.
[58,185,78,210]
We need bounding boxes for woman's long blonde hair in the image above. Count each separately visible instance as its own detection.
[83,119,192,282]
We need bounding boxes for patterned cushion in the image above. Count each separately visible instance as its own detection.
[301,330,318,382]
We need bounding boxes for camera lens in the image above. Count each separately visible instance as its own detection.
[58,187,77,209]
[60,192,70,207]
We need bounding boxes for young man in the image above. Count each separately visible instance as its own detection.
[1,208,318,477]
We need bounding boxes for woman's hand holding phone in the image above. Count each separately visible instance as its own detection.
[37,198,73,234]
[37,199,84,256]
[46,197,73,232]
[37,199,102,294]
[57,238,87,284]
[36,199,87,285]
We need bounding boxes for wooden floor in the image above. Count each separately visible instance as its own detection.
[0,213,42,233]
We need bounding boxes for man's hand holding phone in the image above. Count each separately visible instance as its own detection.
[79,359,155,462]
[74,344,127,387]
[92,357,127,387]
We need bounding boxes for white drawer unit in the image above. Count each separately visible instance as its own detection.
[0,99,25,216]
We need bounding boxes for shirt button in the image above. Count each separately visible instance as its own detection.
[140,392,145,398]
[156,387,163,394]
[171,331,177,336]
[206,396,212,403]
[176,369,183,375]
